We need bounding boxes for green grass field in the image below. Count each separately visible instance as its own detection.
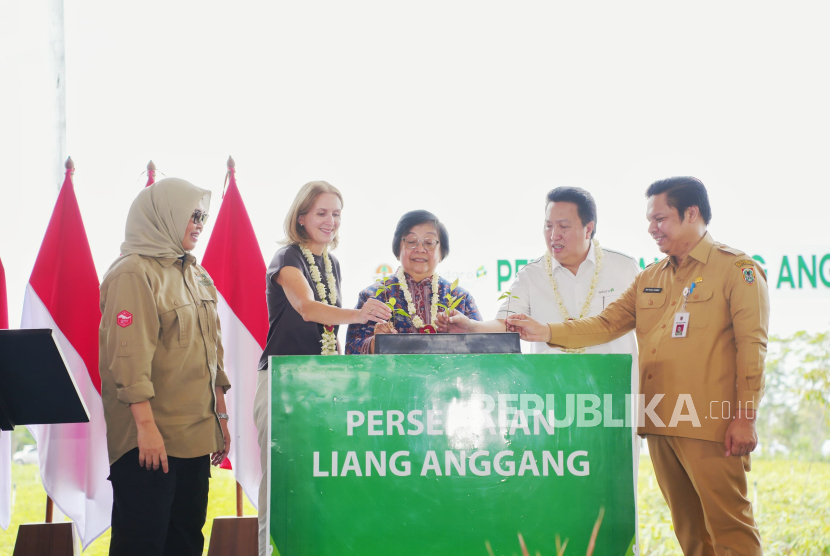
[1,462,256,555]
[2,456,829,555]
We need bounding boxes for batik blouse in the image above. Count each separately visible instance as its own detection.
[345,270,483,354]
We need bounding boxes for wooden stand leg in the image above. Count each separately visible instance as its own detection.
[207,516,258,556]
[236,481,243,517]
[13,522,77,556]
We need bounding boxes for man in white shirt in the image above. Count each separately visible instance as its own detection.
[439,187,639,355]
[437,186,641,542]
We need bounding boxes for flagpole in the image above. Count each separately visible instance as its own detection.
[146,160,156,187]
[43,156,73,526]
[64,157,74,191]
[22,154,111,550]
[202,154,268,544]
[223,155,235,197]
[48,0,67,193]
[226,156,246,518]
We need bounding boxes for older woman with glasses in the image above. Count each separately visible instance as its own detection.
[345,210,482,354]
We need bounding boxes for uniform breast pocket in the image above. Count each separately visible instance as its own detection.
[198,291,219,341]
[158,300,193,349]
[636,292,667,334]
[684,287,713,328]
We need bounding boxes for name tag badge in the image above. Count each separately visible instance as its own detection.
[672,312,689,338]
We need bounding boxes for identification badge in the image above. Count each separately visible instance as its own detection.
[672,312,689,338]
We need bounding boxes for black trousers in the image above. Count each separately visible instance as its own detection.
[108,448,210,556]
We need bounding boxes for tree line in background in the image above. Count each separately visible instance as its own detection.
[759,331,830,461]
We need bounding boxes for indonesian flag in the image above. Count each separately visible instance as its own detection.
[201,159,268,508]
[1,256,10,531]
[21,161,113,548]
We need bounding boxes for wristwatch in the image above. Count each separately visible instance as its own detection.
[217,412,229,421]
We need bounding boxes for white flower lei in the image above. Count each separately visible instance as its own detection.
[300,244,338,355]
[544,239,603,354]
[396,267,439,331]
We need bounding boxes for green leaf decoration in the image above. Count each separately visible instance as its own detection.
[450,278,460,292]
[395,308,411,317]
[437,303,448,310]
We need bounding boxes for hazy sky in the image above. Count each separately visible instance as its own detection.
[2,1,829,338]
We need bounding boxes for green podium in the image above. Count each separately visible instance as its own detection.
[268,354,635,556]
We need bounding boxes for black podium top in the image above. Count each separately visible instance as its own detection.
[374,332,521,355]
[0,329,90,430]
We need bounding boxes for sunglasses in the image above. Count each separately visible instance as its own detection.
[191,210,210,225]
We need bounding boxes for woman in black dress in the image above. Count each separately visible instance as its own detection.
[253,180,391,555]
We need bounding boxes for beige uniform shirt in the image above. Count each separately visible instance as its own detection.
[546,232,769,443]
[99,253,231,465]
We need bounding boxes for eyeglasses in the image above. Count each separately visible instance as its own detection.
[401,237,440,251]
[191,210,210,225]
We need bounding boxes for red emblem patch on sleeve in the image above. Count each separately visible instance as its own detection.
[117,310,133,327]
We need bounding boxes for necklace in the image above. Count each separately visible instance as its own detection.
[396,267,439,333]
[300,245,338,355]
[544,239,603,354]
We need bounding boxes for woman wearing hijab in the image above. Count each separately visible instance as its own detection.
[254,181,391,554]
[99,178,230,556]
[345,209,482,354]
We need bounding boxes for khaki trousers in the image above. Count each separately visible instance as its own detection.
[254,370,271,556]
[647,435,762,556]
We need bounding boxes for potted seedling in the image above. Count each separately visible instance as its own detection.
[373,280,413,322]
[498,289,521,331]
[437,278,466,314]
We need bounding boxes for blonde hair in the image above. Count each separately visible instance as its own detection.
[281,181,344,249]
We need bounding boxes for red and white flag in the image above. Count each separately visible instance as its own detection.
[21,160,112,548]
[202,158,268,508]
[1,256,11,531]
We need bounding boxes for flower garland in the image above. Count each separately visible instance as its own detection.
[544,239,604,354]
[300,245,338,355]
[396,267,439,333]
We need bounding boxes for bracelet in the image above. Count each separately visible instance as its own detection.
[217,412,229,421]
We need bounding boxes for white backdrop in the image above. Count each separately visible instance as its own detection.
[2,1,829,340]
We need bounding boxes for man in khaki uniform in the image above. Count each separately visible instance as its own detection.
[507,176,768,556]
